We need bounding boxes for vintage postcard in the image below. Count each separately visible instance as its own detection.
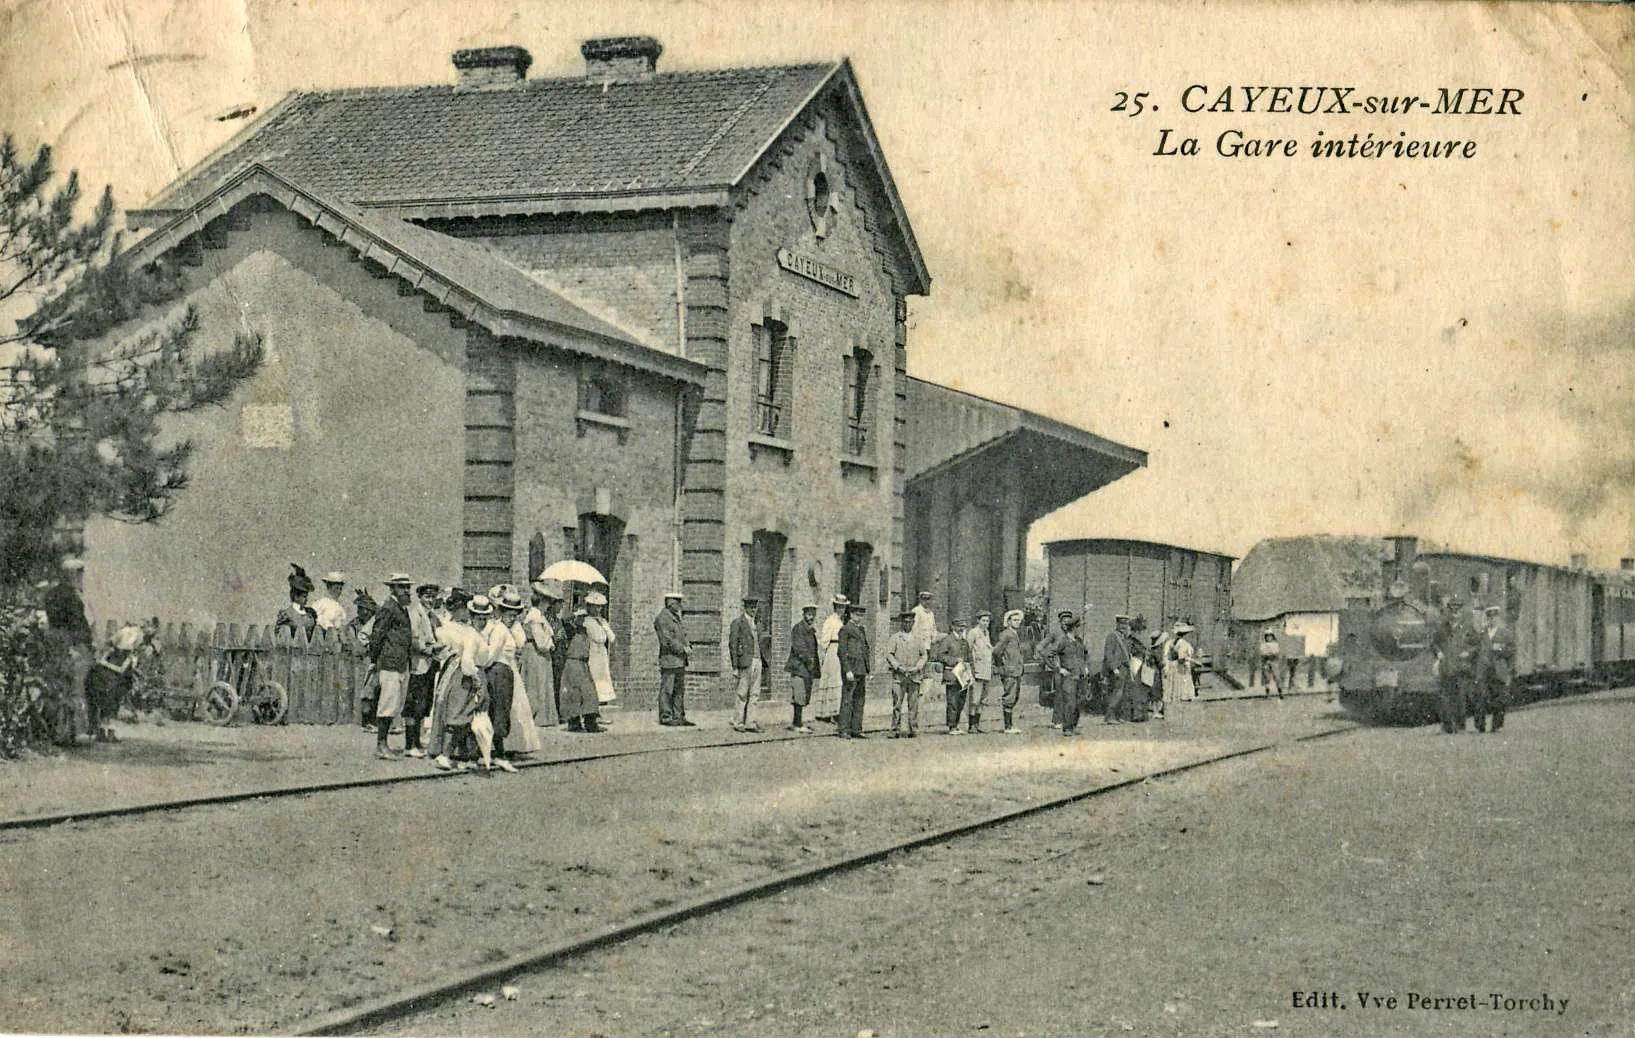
[0,1,1630,1035]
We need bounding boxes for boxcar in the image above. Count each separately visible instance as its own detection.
[1591,563,1635,685]
[1043,538,1235,665]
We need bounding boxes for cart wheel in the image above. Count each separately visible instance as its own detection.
[204,681,240,725]
[251,680,289,725]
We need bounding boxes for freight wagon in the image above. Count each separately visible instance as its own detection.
[1043,538,1234,667]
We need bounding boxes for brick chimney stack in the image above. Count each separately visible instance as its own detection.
[582,36,662,83]
[453,46,533,89]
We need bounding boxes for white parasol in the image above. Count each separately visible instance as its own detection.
[537,560,608,585]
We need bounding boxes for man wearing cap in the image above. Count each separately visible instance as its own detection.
[1041,611,1074,729]
[403,583,442,757]
[884,609,927,737]
[368,575,415,759]
[729,597,763,733]
[312,573,350,631]
[994,609,1028,734]
[1045,611,1091,735]
[1432,595,1470,734]
[654,591,693,726]
[965,610,995,734]
[785,603,821,733]
[837,606,872,738]
[1103,615,1135,724]
[1474,605,1513,734]
[814,595,848,724]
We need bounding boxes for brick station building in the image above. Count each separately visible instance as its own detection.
[85,37,1144,706]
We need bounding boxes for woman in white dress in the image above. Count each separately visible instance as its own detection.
[522,582,559,727]
[812,595,848,722]
[496,590,544,754]
[583,590,618,706]
[1165,622,1198,702]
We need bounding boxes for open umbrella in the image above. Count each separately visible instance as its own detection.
[537,560,608,585]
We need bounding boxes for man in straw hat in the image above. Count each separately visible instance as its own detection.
[785,602,820,733]
[654,591,691,726]
[994,609,1028,734]
[367,574,415,759]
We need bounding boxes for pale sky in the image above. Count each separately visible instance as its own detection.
[3,0,1631,565]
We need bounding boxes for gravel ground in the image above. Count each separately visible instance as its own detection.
[0,698,1341,1034]
[387,690,1635,1038]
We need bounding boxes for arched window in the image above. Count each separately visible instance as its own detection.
[843,347,873,456]
[754,319,792,438]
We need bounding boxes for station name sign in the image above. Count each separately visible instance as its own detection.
[776,248,858,298]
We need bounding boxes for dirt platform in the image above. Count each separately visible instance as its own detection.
[388,689,1635,1038]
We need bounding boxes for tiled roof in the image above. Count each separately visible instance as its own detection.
[144,64,839,213]
[124,165,706,385]
[1232,536,1383,621]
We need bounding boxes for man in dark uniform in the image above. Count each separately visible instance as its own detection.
[785,603,820,733]
[1102,614,1134,724]
[1433,594,1469,733]
[654,591,692,726]
[1045,611,1090,736]
[1475,605,1513,733]
[1038,612,1070,729]
[837,606,872,738]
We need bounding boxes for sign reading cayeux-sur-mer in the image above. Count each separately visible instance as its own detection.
[776,248,858,297]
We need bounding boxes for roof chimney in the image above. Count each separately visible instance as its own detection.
[582,36,662,83]
[452,46,533,89]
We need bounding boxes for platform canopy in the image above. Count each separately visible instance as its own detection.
[904,377,1146,523]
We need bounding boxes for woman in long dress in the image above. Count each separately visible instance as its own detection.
[812,596,847,722]
[522,583,559,727]
[1166,623,1198,702]
[557,609,604,733]
[496,592,543,755]
[583,591,618,706]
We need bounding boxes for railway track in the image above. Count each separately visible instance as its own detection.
[0,688,1315,834]
[0,724,839,833]
[290,720,1363,1036]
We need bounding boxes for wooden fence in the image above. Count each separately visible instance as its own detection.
[100,620,370,725]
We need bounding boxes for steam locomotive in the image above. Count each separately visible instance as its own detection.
[1327,537,1635,723]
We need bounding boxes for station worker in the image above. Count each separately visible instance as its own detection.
[785,603,821,733]
[1433,594,1470,734]
[367,574,415,760]
[654,591,693,727]
[1101,614,1136,724]
[884,609,927,738]
[993,609,1028,734]
[836,606,872,739]
[1046,610,1091,736]
[729,596,764,733]
[964,610,994,734]
[1041,610,1074,729]
[1475,605,1513,734]
[312,572,350,631]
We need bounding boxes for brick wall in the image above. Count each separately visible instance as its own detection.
[83,206,467,629]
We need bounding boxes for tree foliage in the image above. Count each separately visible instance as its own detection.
[0,132,262,754]
[0,132,263,589]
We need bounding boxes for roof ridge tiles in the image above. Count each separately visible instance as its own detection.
[292,61,837,99]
